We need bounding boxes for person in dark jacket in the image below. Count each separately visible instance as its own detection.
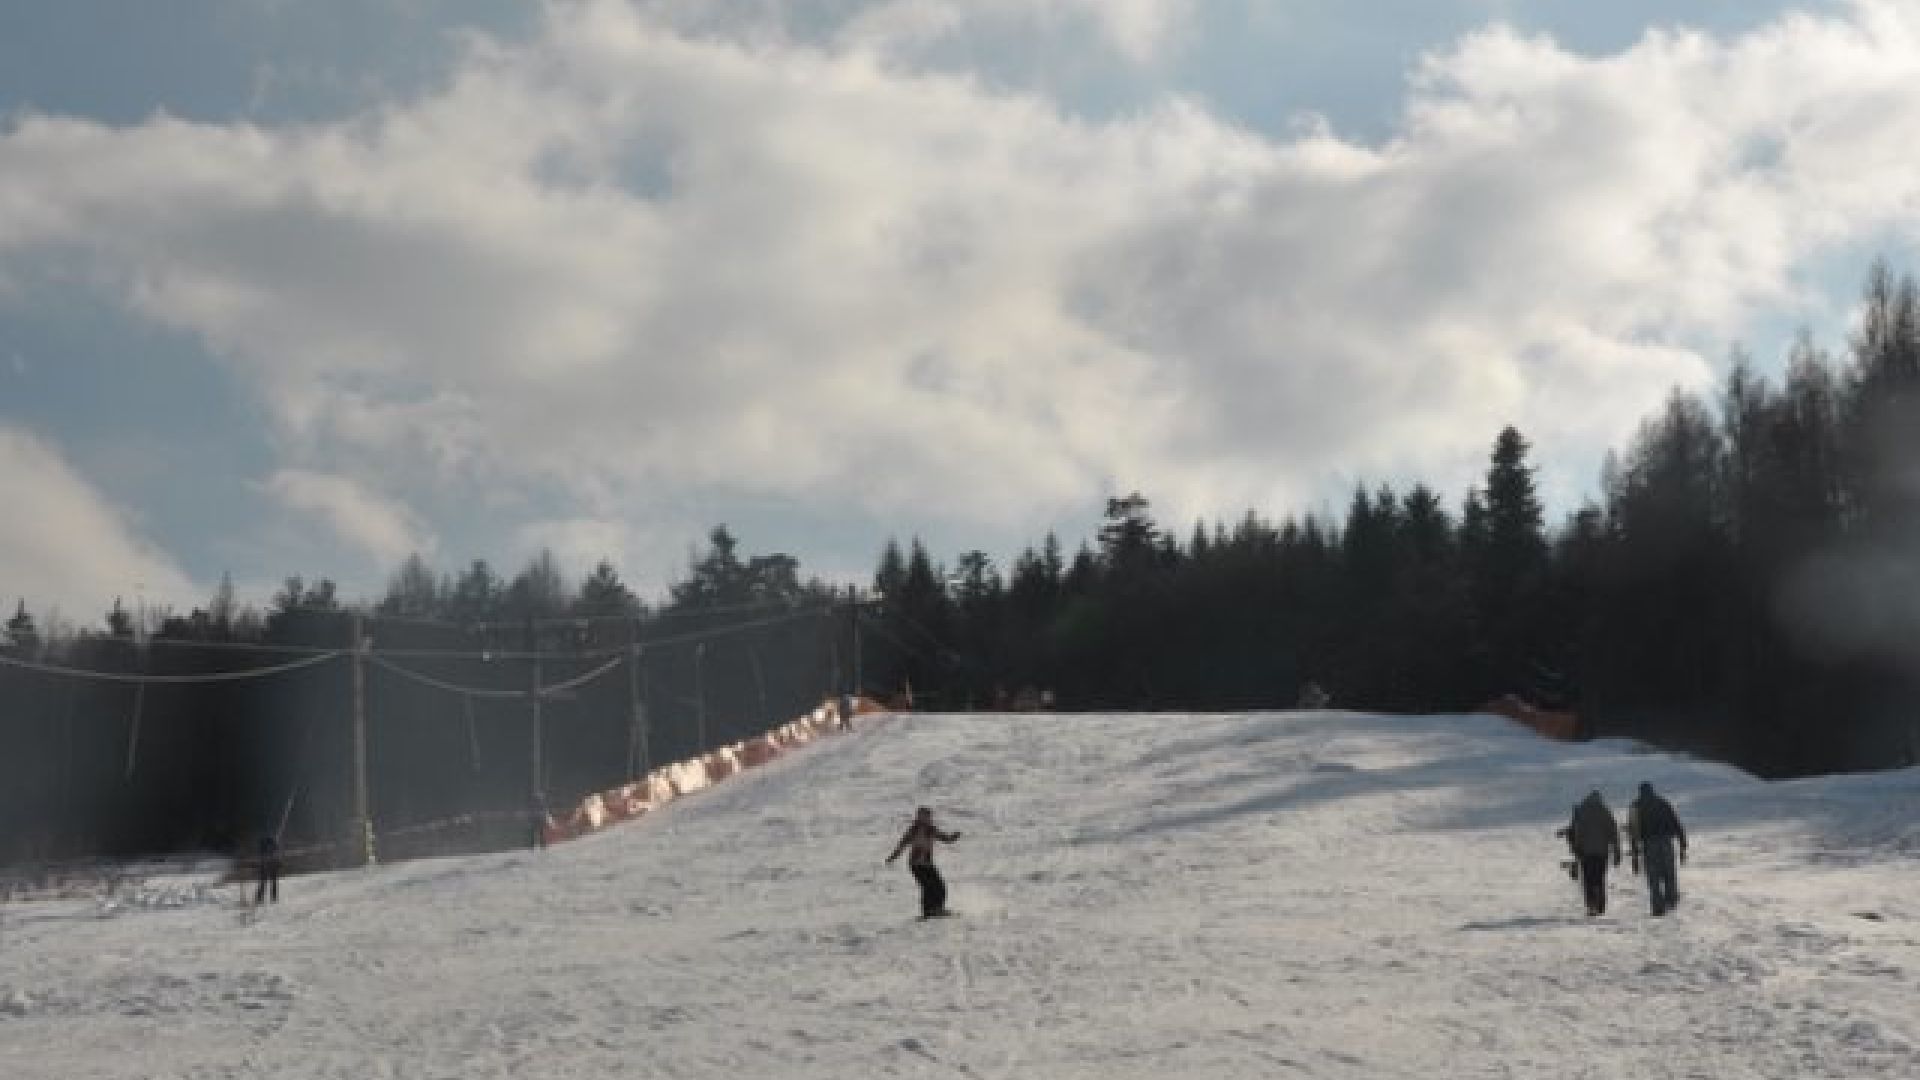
[886,806,960,918]
[1566,790,1621,916]
[1627,782,1689,916]
[255,835,282,905]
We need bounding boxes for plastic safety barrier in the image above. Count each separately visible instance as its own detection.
[1480,693,1580,741]
[540,696,881,845]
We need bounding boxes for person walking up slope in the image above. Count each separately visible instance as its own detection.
[887,806,961,919]
[1567,790,1621,916]
[1627,782,1689,916]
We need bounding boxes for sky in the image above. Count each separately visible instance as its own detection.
[4,0,1920,623]
[3,708,1917,1077]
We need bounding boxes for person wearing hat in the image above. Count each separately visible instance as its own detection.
[886,806,961,918]
[1565,790,1622,916]
[1627,782,1688,916]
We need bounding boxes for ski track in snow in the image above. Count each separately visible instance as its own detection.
[1,711,1916,1078]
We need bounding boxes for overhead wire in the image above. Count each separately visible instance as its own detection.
[0,649,344,685]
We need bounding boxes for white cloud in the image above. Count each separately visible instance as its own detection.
[0,426,198,620]
[601,0,1193,65]
[2,0,1920,580]
[836,0,1193,65]
[258,469,435,567]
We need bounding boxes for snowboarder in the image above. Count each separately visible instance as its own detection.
[886,806,960,918]
[1627,781,1688,916]
[254,835,282,905]
[1565,790,1620,916]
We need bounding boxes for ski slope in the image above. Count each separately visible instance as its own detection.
[3,711,1917,1079]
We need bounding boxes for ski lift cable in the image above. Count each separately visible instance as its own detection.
[855,613,938,661]
[0,649,345,685]
[458,597,836,633]
[538,655,626,696]
[363,654,532,701]
[121,637,340,658]
[364,651,626,701]
[324,605,830,660]
[625,606,833,653]
[863,608,970,668]
[6,602,831,672]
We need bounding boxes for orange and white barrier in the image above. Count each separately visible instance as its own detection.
[540,696,881,845]
[1480,694,1579,742]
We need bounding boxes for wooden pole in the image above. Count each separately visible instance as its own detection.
[826,604,842,701]
[123,682,146,781]
[852,598,864,701]
[530,654,545,847]
[748,644,768,730]
[626,644,649,780]
[350,615,375,866]
[694,642,707,751]
[123,642,148,781]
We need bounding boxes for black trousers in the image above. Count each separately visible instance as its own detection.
[256,860,281,904]
[910,862,947,916]
[1643,839,1680,915]
[1578,855,1609,914]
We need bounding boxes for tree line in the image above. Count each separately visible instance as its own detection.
[864,261,1920,779]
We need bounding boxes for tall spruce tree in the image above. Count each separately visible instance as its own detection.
[576,559,640,618]
[448,560,502,624]
[380,554,442,619]
[6,600,39,655]
[1470,427,1549,698]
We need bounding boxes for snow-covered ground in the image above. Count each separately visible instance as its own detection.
[3,710,1917,1079]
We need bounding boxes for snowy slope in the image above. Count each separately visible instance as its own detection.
[2,711,1917,1079]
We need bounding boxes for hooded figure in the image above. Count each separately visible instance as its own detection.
[886,806,960,918]
[1566,791,1621,916]
[1627,782,1688,916]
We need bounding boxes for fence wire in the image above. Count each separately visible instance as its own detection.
[0,604,868,871]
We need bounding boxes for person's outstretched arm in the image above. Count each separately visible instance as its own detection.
[885,831,910,864]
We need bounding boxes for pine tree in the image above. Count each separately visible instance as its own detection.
[506,550,568,620]
[209,572,238,637]
[379,554,441,619]
[1469,427,1549,697]
[1097,492,1160,580]
[872,538,908,603]
[448,560,502,624]
[576,559,640,618]
[106,598,135,639]
[6,600,39,655]
[669,528,751,612]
